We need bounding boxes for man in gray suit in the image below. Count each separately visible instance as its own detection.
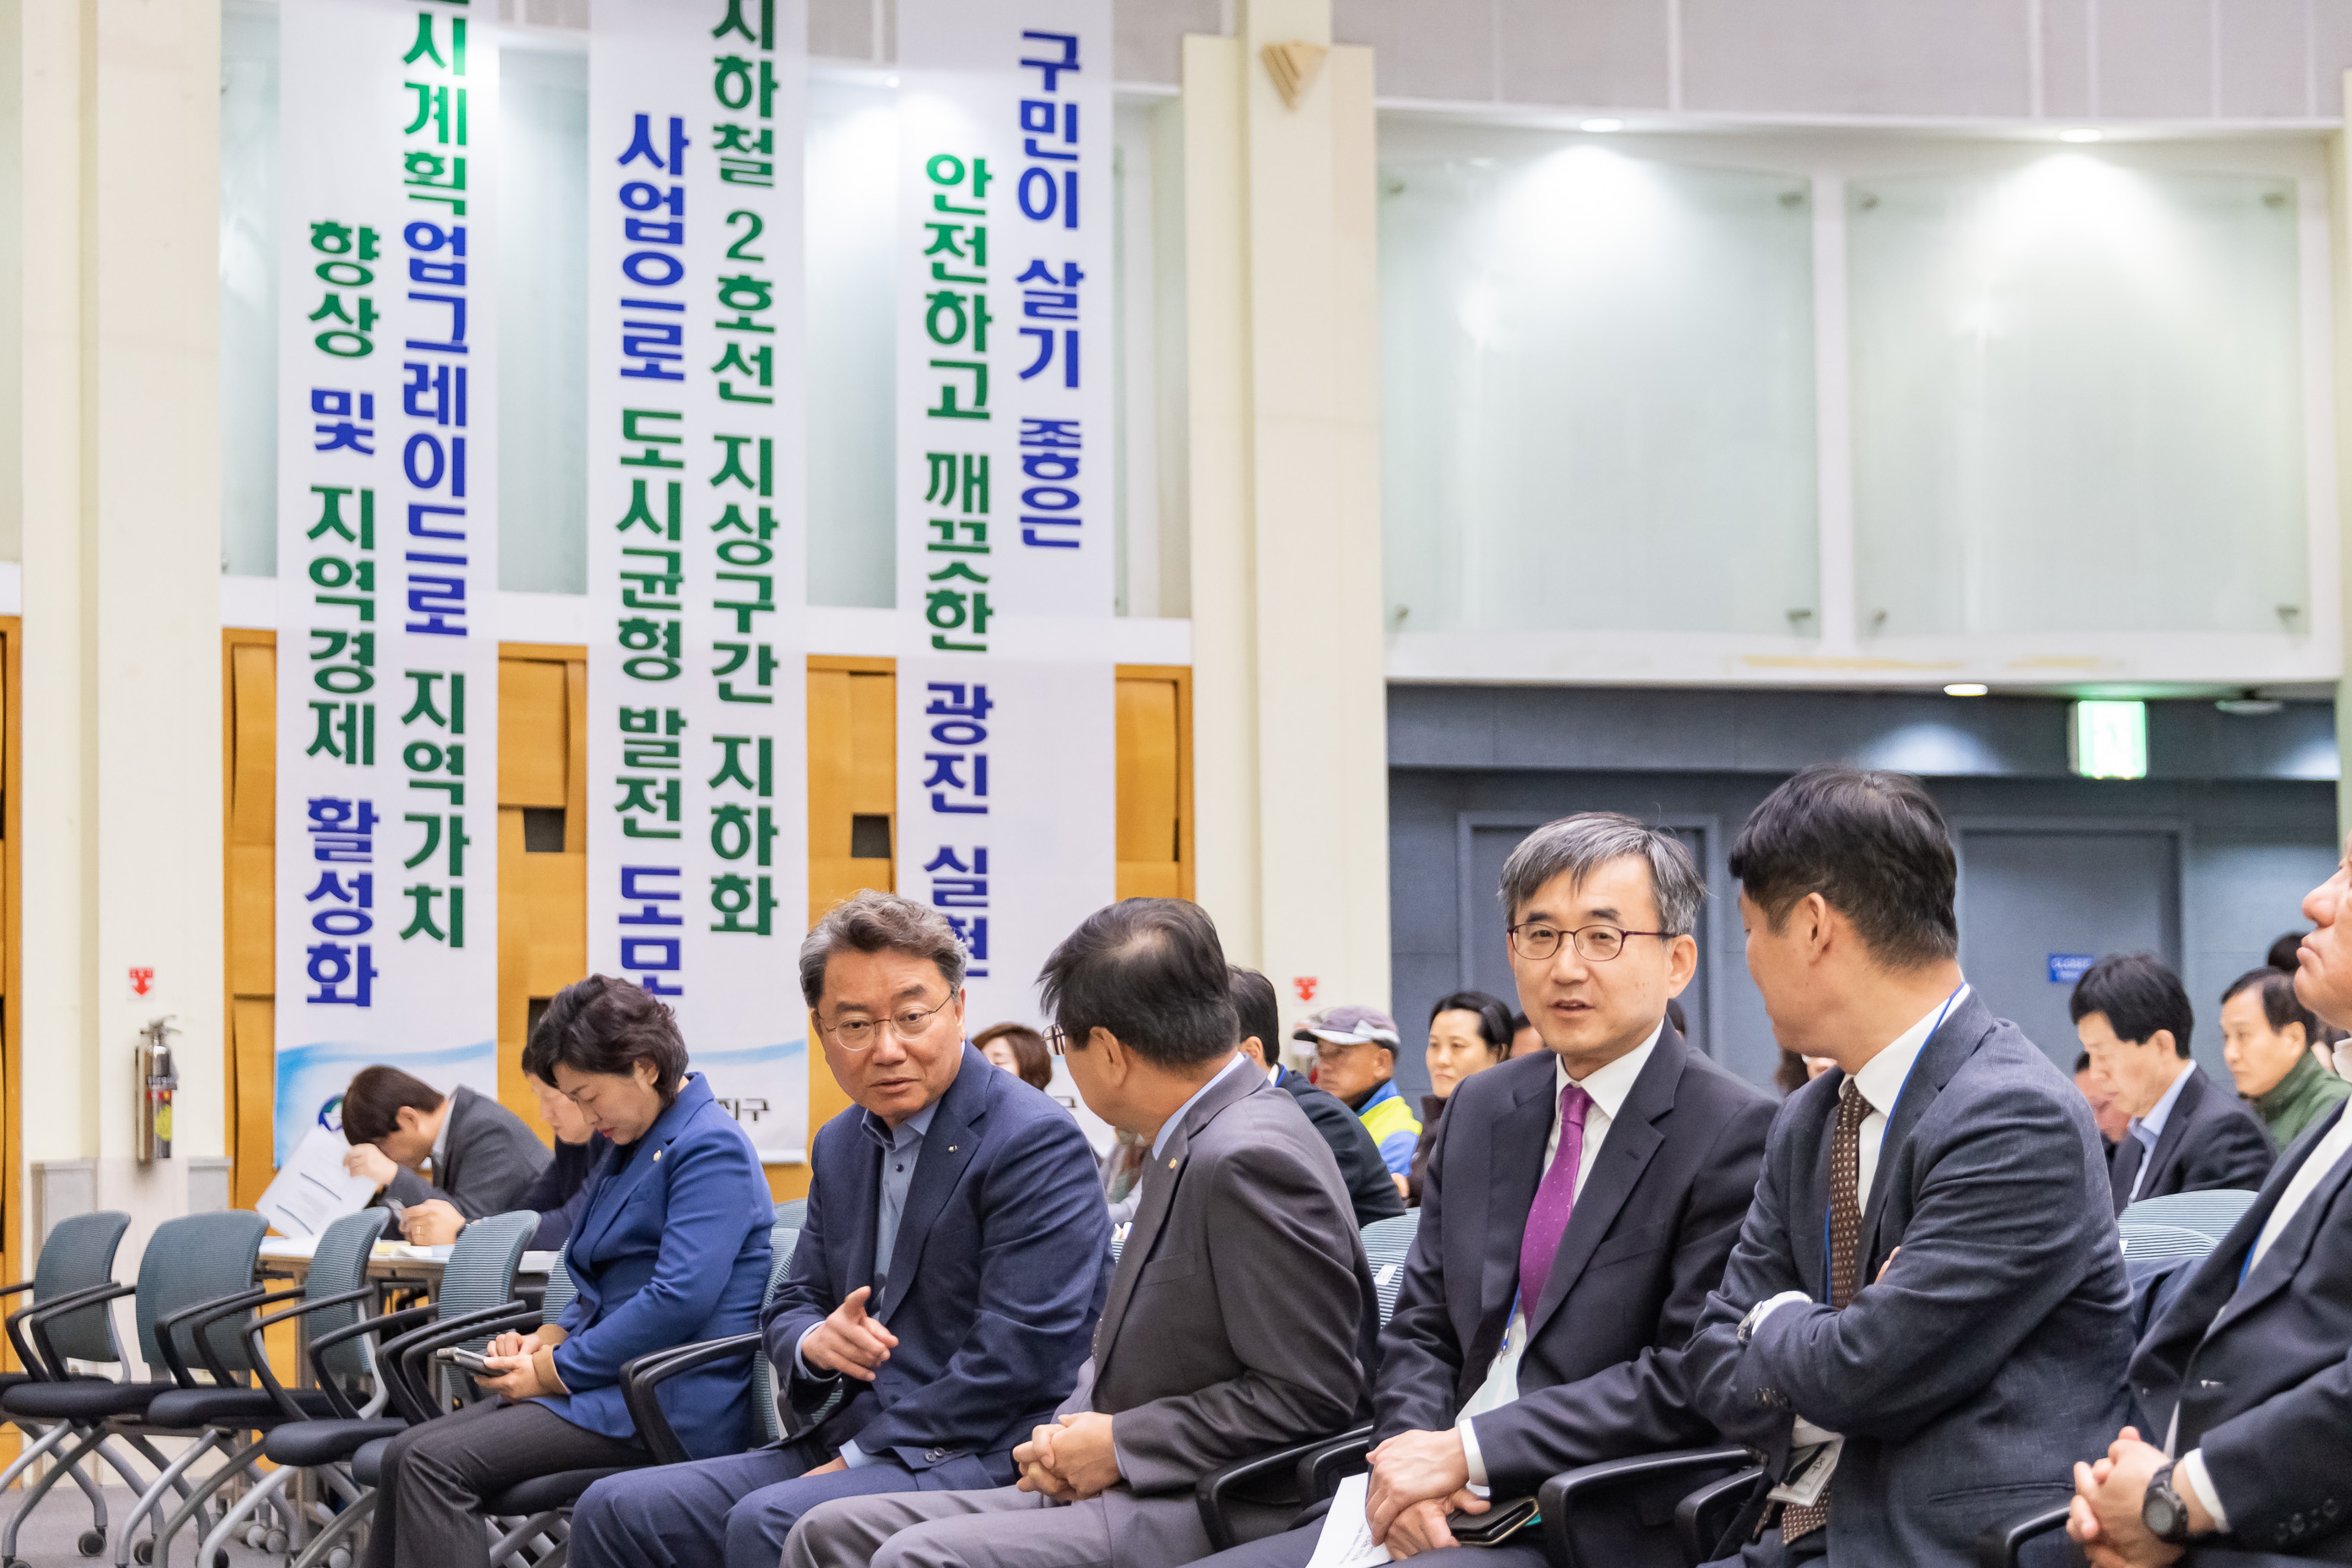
[784,898,1375,1568]
[1684,767,2134,1566]
[339,1065,551,1229]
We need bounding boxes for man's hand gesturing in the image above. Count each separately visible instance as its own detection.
[802,1286,900,1382]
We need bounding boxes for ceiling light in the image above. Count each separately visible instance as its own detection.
[1943,683,1989,697]
[2216,695,2284,716]
[1578,117,1624,133]
[2058,128,2103,143]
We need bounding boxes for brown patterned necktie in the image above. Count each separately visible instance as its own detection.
[1781,1078,1870,1544]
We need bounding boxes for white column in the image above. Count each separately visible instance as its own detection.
[2,0,226,1268]
[1184,0,1390,1037]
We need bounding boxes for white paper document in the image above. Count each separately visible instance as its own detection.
[1307,1473,1391,1568]
[254,1124,378,1239]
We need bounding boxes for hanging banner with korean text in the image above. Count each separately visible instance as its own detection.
[586,0,811,1157]
[895,0,1118,1045]
[275,0,502,1167]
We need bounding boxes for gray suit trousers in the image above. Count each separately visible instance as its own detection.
[786,1482,1294,1568]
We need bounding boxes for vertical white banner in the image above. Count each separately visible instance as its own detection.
[588,0,811,1155]
[895,0,1118,1043]
[275,0,501,1165]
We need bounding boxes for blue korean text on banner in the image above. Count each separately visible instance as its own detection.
[893,0,1118,1153]
[2049,954,2096,984]
[586,0,813,1157]
[274,0,501,1168]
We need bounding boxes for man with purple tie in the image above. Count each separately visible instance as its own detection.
[1186,813,1775,1568]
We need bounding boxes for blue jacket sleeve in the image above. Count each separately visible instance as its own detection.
[849,1113,1109,1461]
[1375,1128,1418,1178]
[550,1129,762,1395]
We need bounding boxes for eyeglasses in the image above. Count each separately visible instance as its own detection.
[819,990,959,1052]
[1045,1026,1076,1056]
[1507,923,1669,963]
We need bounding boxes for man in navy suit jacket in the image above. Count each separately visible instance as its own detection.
[1685,768,2134,1567]
[569,894,1109,1568]
[2071,953,2274,1215]
[1190,813,1775,1568]
[2066,847,2352,1565]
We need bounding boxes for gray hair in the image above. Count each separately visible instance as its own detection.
[798,890,968,1007]
[1498,813,1705,936]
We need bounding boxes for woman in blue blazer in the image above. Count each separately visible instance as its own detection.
[364,976,775,1568]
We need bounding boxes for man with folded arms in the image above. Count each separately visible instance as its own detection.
[1685,767,2133,1566]
[783,897,1375,1568]
[568,893,1110,1568]
[1190,812,1775,1568]
[2067,842,2352,1565]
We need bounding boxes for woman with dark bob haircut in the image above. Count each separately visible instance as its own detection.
[362,976,776,1568]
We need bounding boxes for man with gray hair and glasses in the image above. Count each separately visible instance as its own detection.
[568,890,1110,1568]
[1190,811,1775,1568]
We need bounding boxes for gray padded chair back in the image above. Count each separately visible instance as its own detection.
[135,1211,270,1376]
[34,1211,132,1366]
[1361,1211,1420,1327]
[540,1245,579,1325]
[307,1209,391,1389]
[772,1199,806,1229]
[750,1223,801,1443]
[2118,1222,2222,1266]
[2121,1190,2261,1243]
[436,1210,537,1353]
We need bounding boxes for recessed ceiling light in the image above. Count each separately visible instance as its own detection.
[1944,683,1990,697]
[2058,128,2103,143]
[1579,117,1625,133]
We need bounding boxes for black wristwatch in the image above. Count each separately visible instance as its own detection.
[2142,1462,2195,1545]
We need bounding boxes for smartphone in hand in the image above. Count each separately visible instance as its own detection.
[434,1347,495,1375]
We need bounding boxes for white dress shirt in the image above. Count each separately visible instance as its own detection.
[1752,983,1968,1446]
[1455,1021,1663,1486]
[2169,1101,2352,1533]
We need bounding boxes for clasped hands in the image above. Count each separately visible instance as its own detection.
[1364,1429,1489,1559]
[472,1325,568,1402]
[1014,1413,1121,1501]
[2067,1428,2211,1568]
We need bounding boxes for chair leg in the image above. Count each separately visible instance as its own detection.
[112,1429,220,1567]
[151,1435,264,1568]
[486,1508,563,1567]
[193,1463,288,1568]
[286,1485,373,1568]
[17,1419,112,1533]
[3,1426,111,1560]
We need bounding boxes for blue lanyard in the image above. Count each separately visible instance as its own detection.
[1823,984,1965,1300]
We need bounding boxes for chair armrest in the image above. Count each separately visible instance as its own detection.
[1674,1465,1767,1565]
[26,1283,133,1383]
[1195,1426,1374,1554]
[155,1286,289,1388]
[1298,1429,1376,1505]
[8,1282,120,1380]
[618,1334,761,1466]
[1977,1504,2070,1568]
[240,1288,380,1420]
[301,1303,438,1418]
[1537,1446,1755,1568]
[384,1304,539,1424]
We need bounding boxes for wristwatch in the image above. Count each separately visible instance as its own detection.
[1737,1298,1771,1346]
[2142,1462,2196,1545]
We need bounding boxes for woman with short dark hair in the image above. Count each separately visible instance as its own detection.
[362,975,774,1568]
[973,1021,1054,1092]
[1407,990,1513,1206]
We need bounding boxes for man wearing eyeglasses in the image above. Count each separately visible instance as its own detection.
[568,891,1110,1568]
[1185,812,1776,1568]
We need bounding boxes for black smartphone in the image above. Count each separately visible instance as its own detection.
[1449,1498,1540,1548]
[434,1347,495,1375]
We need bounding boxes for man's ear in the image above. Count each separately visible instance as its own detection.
[2147,1029,2177,1059]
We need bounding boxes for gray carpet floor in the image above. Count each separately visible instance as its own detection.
[6,1483,287,1567]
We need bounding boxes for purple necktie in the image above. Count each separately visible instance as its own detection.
[1517,1083,1593,1315]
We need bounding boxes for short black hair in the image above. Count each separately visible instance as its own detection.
[532,975,692,1102]
[1429,991,1512,1058]
[1229,968,1280,1064]
[2074,1050,2093,1075]
[1729,766,1957,968]
[1509,1011,1530,1034]
[2069,953,2192,1059]
[2223,966,2318,1042]
[1038,900,1237,1070]
[2268,932,2308,973]
[341,1066,446,1146]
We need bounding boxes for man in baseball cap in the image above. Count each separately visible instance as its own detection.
[1297,1004,1421,1184]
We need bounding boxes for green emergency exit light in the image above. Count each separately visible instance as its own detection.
[2070,700,2148,780]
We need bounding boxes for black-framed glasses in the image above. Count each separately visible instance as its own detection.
[1045,1025,1076,1056]
[1507,923,1669,963]
[819,990,960,1052]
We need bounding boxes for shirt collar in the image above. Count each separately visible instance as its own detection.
[430,1092,454,1167]
[1560,1018,1665,1124]
[1153,1053,1245,1158]
[1852,983,1970,1119]
[861,1095,942,1152]
[2132,1058,2197,1144]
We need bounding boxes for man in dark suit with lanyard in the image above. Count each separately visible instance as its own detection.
[1685,767,2133,1566]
